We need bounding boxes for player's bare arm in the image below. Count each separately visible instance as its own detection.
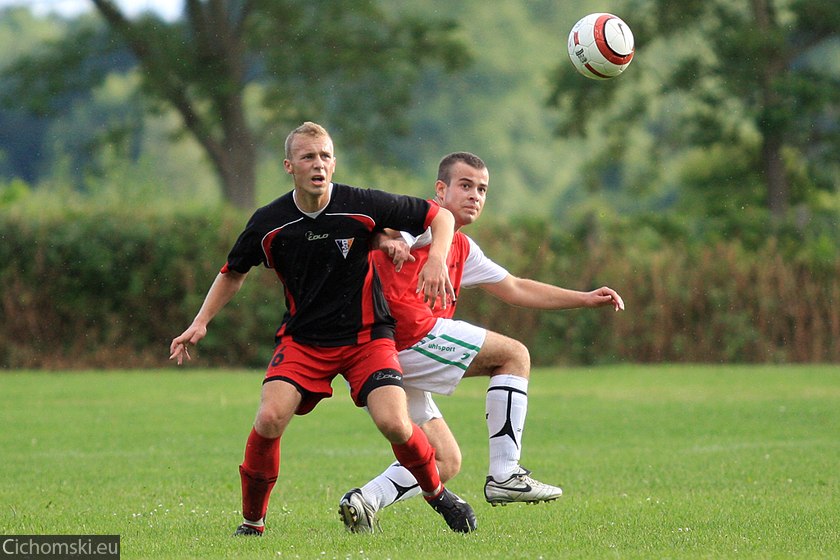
[371,230,414,272]
[480,275,625,311]
[416,207,456,309]
[169,270,249,364]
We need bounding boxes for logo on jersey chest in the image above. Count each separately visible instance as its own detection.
[306,231,329,241]
[335,238,354,259]
[303,230,354,258]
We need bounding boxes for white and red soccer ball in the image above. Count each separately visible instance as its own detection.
[568,13,635,80]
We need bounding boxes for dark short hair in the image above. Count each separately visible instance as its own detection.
[437,152,486,184]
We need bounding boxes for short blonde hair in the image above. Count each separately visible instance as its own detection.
[284,121,331,159]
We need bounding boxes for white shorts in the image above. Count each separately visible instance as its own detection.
[399,318,486,424]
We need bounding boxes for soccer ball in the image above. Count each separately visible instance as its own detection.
[567,13,635,80]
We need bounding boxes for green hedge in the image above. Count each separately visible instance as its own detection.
[460,216,840,365]
[1,210,838,369]
[0,208,277,368]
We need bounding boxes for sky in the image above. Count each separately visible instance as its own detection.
[0,0,180,20]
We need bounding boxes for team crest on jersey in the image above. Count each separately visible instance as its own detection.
[335,238,354,259]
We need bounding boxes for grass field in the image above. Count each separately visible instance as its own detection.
[1,365,838,559]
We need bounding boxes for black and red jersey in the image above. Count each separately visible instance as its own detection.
[223,183,439,347]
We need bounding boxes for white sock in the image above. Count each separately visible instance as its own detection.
[486,374,529,481]
[360,462,422,511]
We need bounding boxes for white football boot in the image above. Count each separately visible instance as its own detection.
[484,467,563,506]
[338,488,380,533]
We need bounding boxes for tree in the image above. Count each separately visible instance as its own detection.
[2,0,468,208]
[548,0,840,222]
[0,8,132,185]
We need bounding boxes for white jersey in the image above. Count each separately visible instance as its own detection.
[402,227,508,287]
[390,228,510,423]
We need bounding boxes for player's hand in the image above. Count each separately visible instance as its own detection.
[589,286,625,311]
[169,324,207,365]
[416,257,456,310]
[379,237,415,272]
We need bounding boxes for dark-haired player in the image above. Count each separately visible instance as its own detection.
[339,151,624,532]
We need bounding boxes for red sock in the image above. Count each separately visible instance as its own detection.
[239,427,280,523]
[391,423,441,496]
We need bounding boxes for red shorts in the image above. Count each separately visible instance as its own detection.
[264,337,404,415]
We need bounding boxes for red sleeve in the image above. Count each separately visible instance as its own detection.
[220,263,231,274]
[423,200,441,230]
